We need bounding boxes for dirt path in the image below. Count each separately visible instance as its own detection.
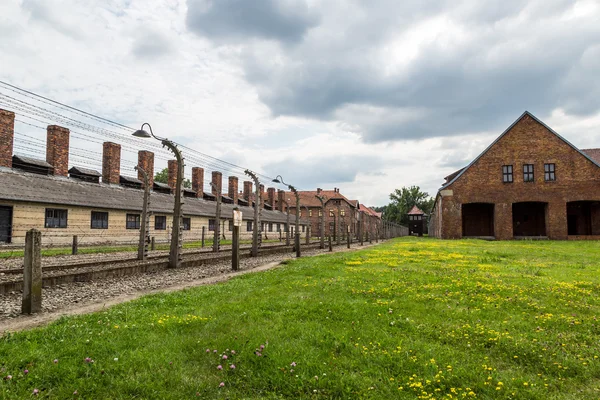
[0,241,381,334]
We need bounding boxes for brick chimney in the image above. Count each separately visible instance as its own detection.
[168,160,178,190]
[137,150,154,188]
[243,181,252,202]
[267,187,276,208]
[102,142,121,184]
[0,109,15,168]
[317,188,322,195]
[259,184,265,208]
[192,167,204,198]
[277,190,285,212]
[211,171,222,196]
[47,125,70,176]
[228,176,239,204]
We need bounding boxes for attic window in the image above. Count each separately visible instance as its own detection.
[523,164,534,182]
[502,165,513,183]
[544,163,556,181]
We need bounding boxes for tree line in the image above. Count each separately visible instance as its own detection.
[372,186,434,226]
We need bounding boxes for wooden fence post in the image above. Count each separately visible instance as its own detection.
[232,224,240,271]
[71,235,78,255]
[22,229,42,314]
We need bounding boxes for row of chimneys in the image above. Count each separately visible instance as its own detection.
[0,108,287,211]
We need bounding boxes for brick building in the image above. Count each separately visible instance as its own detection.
[282,188,381,239]
[429,111,600,240]
[0,108,309,246]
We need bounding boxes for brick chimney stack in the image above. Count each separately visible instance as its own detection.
[211,171,222,196]
[277,190,285,212]
[47,125,70,176]
[0,109,15,168]
[102,142,121,184]
[228,176,239,204]
[192,167,204,198]
[267,187,276,208]
[317,188,322,195]
[259,184,265,208]
[137,150,154,188]
[243,181,253,202]
[167,160,178,190]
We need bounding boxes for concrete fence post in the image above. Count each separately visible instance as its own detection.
[22,229,42,314]
[328,235,332,252]
[201,226,205,248]
[305,226,310,245]
[232,209,241,271]
[71,235,78,255]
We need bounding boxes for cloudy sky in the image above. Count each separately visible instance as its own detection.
[1,0,599,206]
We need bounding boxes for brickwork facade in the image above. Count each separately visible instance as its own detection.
[431,112,600,240]
[0,109,15,168]
[46,125,70,176]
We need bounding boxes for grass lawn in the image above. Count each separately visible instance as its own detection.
[0,239,282,259]
[1,237,600,399]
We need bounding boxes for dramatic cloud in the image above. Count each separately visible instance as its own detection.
[186,0,318,44]
[1,0,599,207]
[187,0,600,142]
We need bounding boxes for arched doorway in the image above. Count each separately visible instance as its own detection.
[513,202,547,237]
[462,203,495,237]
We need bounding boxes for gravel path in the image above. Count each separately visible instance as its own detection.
[0,241,313,270]
[0,241,382,330]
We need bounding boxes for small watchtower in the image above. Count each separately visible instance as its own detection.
[408,205,426,236]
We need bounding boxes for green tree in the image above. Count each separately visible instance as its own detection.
[154,167,192,189]
[384,186,434,225]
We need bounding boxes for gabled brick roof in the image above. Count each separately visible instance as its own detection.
[359,204,381,218]
[285,189,358,209]
[441,111,600,191]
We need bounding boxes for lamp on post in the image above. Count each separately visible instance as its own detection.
[134,166,150,261]
[272,175,300,258]
[133,123,183,268]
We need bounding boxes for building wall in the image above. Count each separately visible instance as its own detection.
[289,200,363,238]
[437,114,600,240]
[2,201,306,246]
